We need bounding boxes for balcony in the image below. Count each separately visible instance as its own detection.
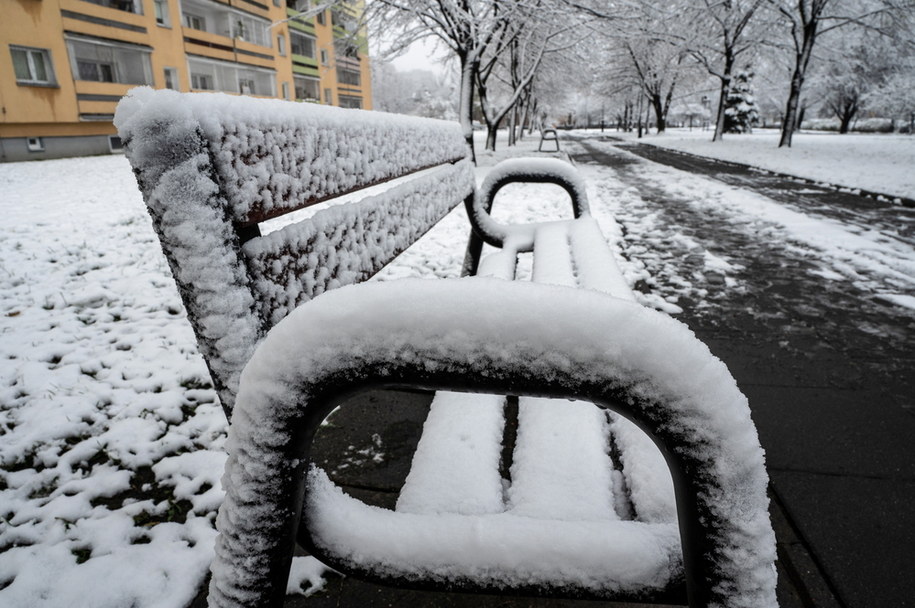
[81,0,143,15]
[181,0,272,48]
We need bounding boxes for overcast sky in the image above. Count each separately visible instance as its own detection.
[385,38,450,74]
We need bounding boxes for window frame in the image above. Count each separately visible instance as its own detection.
[290,30,316,59]
[65,35,153,86]
[184,12,205,30]
[191,72,214,90]
[10,46,57,86]
[338,94,362,109]
[26,136,45,152]
[163,66,179,90]
[336,66,361,87]
[293,74,320,102]
[108,135,124,153]
[154,0,170,26]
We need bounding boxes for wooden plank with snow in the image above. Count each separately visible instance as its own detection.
[114,88,474,415]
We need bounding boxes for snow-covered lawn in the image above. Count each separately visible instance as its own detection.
[608,127,915,202]
[1,128,913,607]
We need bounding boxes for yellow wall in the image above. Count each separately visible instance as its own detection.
[2,0,374,151]
[1,0,79,124]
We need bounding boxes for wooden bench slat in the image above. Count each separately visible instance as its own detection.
[568,218,636,299]
[396,392,506,515]
[510,398,620,520]
[242,160,474,326]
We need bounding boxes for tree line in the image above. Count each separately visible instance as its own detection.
[361,0,915,159]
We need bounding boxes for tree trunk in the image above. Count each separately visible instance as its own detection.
[508,105,516,146]
[838,110,854,134]
[833,96,859,134]
[779,28,818,147]
[712,80,728,141]
[458,54,478,163]
[780,68,804,147]
[486,122,499,150]
[518,92,531,140]
[651,95,667,133]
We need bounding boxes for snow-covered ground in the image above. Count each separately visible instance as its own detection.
[608,127,915,202]
[1,128,913,607]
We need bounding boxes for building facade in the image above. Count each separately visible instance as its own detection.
[1,0,373,162]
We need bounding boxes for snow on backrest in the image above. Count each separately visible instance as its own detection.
[117,87,468,225]
[115,88,472,414]
[243,160,473,326]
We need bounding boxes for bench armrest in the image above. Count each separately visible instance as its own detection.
[208,279,776,608]
[468,158,590,249]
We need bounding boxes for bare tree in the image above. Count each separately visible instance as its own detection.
[770,0,915,147]
[476,9,582,150]
[686,0,768,141]
[368,0,534,161]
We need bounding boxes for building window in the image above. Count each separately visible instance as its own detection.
[191,72,213,90]
[320,49,329,65]
[164,67,178,89]
[316,8,325,25]
[282,82,290,100]
[83,0,143,15]
[331,9,356,32]
[154,0,170,26]
[277,34,286,56]
[184,12,205,30]
[231,15,269,47]
[294,75,320,101]
[66,37,152,85]
[290,31,315,58]
[324,87,332,104]
[187,57,275,96]
[238,77,256,95]
[26,137,45,152]
[338,95,362,109]
[336,66,360,87]
[10,46,56,86]
[108,135,124,152]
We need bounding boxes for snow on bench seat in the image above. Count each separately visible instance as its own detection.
[397,161,676,527]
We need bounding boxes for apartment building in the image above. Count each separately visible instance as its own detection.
[0,0,373,162]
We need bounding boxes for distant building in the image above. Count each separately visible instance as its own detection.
[1,0,373,162]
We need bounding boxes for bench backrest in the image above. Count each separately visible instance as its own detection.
[115,88,474,415]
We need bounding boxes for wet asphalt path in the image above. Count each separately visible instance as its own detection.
[569,136,915,608]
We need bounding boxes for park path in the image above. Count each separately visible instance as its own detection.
[569,135,915,608]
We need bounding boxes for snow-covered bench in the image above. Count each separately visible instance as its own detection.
[538,128,560,152]
[114,89,776,608]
